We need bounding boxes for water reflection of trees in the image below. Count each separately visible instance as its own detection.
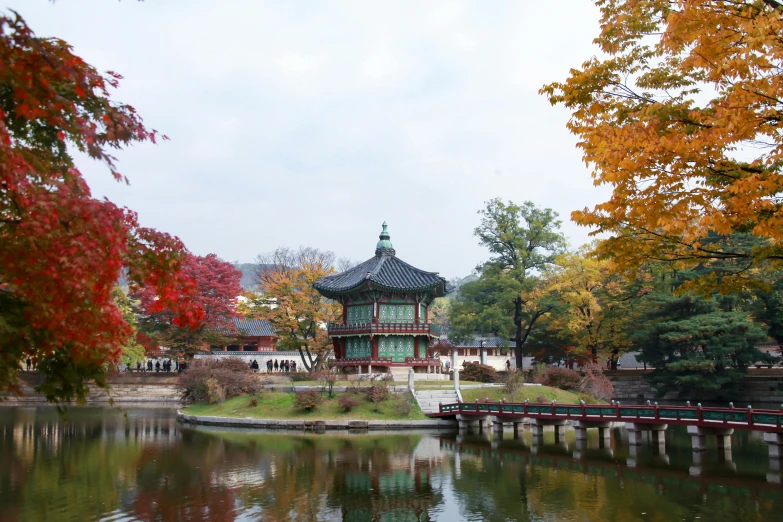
[443,434,783,522]
[2,407,783,522]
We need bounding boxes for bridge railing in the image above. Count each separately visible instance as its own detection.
[438,401,783,430]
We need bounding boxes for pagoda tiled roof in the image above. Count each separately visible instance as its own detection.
[229,317,275,337]
[314,253,447,296]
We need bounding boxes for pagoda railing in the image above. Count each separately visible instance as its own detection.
[327,322,436,336]
[331,357,438,366]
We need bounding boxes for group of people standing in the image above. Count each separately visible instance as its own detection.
[132,359,180,372]
[258,359,297,373]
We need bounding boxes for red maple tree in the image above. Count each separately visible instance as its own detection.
[0,12,202,402]
[133,253,244,353]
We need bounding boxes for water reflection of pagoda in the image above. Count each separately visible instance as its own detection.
[328,437,444,521]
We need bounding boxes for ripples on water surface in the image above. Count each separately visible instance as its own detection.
[0,406,782,521]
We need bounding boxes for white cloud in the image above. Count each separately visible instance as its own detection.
[18,0,608,278]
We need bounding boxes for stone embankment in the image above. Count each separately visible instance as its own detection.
[177,410,456,430]
[2,373,181,403]
[608,370,783,405]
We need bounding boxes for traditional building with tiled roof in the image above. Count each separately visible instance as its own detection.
[209,317,277,352]
[314,223,449,375]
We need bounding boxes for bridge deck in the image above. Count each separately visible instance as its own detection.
[429,401,783,433]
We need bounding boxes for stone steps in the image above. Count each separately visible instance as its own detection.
[414,389,460,414]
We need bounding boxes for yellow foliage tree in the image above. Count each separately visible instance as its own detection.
[241,247,341,372]
[544,246,650,364]
[542,0,783,291]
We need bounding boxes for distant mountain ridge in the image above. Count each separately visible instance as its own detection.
[234,263,274,291]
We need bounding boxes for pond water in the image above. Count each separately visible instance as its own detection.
[0,406,782,521]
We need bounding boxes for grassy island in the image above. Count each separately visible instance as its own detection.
[181,385,589,423]
[182,391,429,421]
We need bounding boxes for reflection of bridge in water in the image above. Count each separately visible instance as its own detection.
[440,432,783,502]
[432,400,783,484]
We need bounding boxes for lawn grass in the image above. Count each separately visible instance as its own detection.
[182,390,428,421]
[459,385,585,404]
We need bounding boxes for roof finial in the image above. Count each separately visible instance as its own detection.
[375,221,395,256]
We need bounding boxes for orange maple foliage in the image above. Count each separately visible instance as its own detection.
[542,0,783,291]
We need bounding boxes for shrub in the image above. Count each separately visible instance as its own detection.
[215,358,254,374]
[294,389,323,411]
[580,362,614,401]
[316,369,338,397]
[460,362,499,383]
[535,394,548,403]
[365,382,390,405]
[248,395,259,407]
[532,362,547,383]
[206,378,225,405]
[503,369,524,397]
[290,371,312,382]
[178,359,262,404]
[338,393,360,412]
[392,393,412,416]
[542,367,582,391]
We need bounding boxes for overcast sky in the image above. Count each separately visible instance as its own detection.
[19,1,609,279]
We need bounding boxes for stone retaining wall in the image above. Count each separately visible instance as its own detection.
[608,370,783,405]
[177,410,456,430]
[2,373,181,403]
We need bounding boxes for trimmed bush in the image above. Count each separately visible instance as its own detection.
[338,393,360,412]
[392,394,412,415]
[535,394,548,403]
[179,359,262,404]
[294,389,323,411]
[580,362,614,401]
[503,369,524,397]
[290,371,312,382]
[532,362,547,383]
[542,367,582,391]
[460,362,499,383]
[206,378,225,405]
[365,382,390,404]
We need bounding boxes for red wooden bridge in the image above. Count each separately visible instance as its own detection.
[430,400,783,434]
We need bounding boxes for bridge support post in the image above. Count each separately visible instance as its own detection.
[530,418,567,442]
[573,420,612,442]
[625,423,667,446]
[687,426,733,452]
[456,414,488,432]
[764,433,783,484]
[512,421,524,439]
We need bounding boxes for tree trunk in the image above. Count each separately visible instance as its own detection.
[514,296,524,371]
[297,347,313,372]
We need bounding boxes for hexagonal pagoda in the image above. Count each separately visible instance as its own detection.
[314,222,448,376]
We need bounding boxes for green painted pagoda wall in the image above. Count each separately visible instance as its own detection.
[345,337,372,359]
[379,304,414,323]
[346,305,372,324]
[378,336,414,362]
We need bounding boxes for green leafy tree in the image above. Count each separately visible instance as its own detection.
[111,286,145,367]
[635,270,771,397]
[449,199,567,370]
